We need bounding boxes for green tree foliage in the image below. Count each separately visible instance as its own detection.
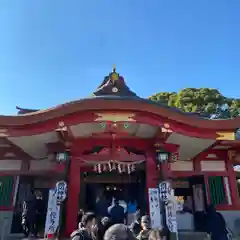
[149,88,240,118]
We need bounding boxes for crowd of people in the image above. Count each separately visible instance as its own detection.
[20,189,231,240]
[71,208,164,240]
[71,191,162,240]
[71,200,231,240]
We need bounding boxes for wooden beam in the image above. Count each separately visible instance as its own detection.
[72,138,152,149]
[55,121,75,150]
[2,110,220,140]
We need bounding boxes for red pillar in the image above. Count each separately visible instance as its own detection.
[65,156,80,236]
[146,150,159,212]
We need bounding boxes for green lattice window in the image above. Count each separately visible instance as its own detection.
[208,176,227,205]
[0,176,14,208]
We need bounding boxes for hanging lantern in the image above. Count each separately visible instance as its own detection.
[156,149,169,163]
[122,164,126,172]
[56,152,69,163]
[93,165,98,172]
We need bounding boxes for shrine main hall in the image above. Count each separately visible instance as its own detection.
[0,67,240,236]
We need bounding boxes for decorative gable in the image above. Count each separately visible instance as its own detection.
[82,146,145,163]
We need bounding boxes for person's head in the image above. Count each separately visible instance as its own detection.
[101,216,112,229]
[148,229,164,240]
[104,224,136,240]
[78,209,84,222]
[141,215,151,229]
[82,212,96,229]
[114,198,119,205]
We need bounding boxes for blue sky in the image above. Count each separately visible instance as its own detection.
[0,0,240,115]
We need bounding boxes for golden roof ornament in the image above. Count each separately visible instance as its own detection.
[110,64,119,82]
[92,65,138,97]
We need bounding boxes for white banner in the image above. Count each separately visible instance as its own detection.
[44,189,60,237]
[148,188,162,229]
[165,201,178,233]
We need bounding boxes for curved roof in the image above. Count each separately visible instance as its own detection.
[3,68,240,130]
[1,96,238,130]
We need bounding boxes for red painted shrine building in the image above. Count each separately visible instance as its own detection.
[0,68,240,236]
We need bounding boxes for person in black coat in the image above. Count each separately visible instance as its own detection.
[22,191,38,237]
[205,204,228,240]
[35,191,46,236]
[108,199,125,225]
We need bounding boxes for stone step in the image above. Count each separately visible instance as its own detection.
[178,232,210,240]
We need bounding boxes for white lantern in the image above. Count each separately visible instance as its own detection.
[55,181,67,203]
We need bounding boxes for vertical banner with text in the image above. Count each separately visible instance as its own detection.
[44,189,60,238]
[148,188,162,229]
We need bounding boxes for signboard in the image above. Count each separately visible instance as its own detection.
[148,188,162,229]
[159,181,171,202]
[165,201,178,233]
[55,181,67,203]
[44,189,60,238]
